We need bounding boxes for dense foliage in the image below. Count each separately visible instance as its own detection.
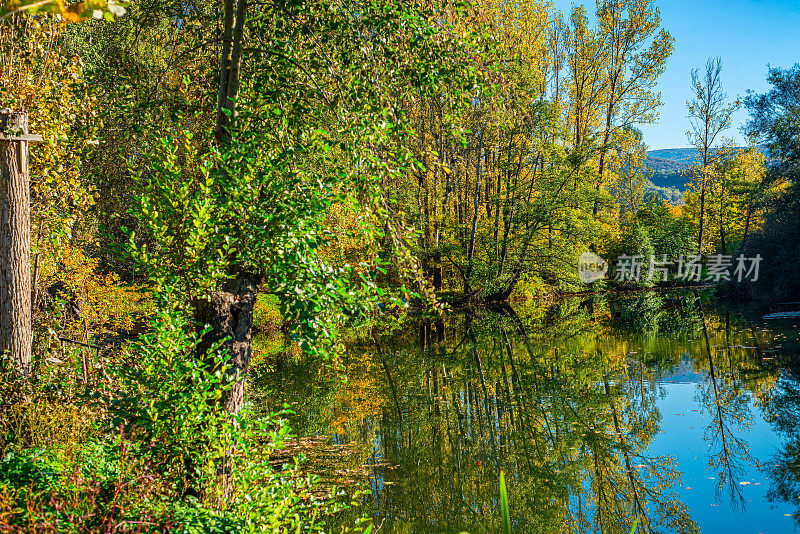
[1,0,798,531]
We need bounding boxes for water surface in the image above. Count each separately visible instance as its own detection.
[258,290,800,533]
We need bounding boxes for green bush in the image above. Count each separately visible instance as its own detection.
[0,309,366,533]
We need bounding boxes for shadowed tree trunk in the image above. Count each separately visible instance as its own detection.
[464,129,483,299]
[215,0,247,144]
[194,273,258,414]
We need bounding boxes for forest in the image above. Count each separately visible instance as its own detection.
[1,0,800,532]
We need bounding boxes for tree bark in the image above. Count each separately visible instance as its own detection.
[0,111,31,377]
[214,0,235,143]
[224,0,247,125]
[194,272,258,414]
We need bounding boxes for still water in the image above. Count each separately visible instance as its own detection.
[258,290,800,533]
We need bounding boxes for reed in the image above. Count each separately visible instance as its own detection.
[499,471,511,534]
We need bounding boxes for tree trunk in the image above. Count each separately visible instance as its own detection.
[432,252,442,292]
[194,273,258,414]
[737,201,754,256]
[697,174,707,254]
[718,182,726,253]
[0,111,32,377]
[214,0,235,143]
[215,0,246,143]
[201,0,253,414]
[595,78,616,219]
[225,0,247,119]
[464,130,483,298]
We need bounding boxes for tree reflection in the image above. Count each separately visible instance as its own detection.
[326,299,702,533]
[253,291,792,532]
[694,291,753,509]
[758,355,800,523]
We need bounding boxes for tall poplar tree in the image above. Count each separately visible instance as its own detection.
[594,0,673,218]
[686,57,739,254]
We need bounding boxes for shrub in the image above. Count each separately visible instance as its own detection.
[0,307,366,533]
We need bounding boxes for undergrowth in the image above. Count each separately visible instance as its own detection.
[0,307,371,533]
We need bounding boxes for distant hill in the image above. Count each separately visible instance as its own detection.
[645,148,695,192]
[647,148,702,166]
[646,155,688,174]
[645,147,771,185]
[643,149,693,203]
[642,147,770,204]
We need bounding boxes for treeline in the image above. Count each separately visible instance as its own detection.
[2,0,681,316]
[377,0,676,301]
[3,0,796,316]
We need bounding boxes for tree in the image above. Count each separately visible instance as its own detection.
[744,64,800,178]
[565,5,607,153]
[67,0,217,278]
[632,199,695,262]
[712,147,767,254]
[0,111,33,377]
[743,64,800,297]
[381,0,607,302]
[686,57,739,254]
[128,0,479,413]
[606,126,651,220]
[189,0,250,414]
[1,15,105,376]
[594,0,673,218]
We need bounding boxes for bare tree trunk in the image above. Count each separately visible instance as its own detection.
[697,150,709,255]
[689,58,734,256]
[697,173,707,254]
[194,273,258,413]
[0,111,32,377]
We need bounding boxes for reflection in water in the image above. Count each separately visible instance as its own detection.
[759,339,800,522]
[695,292,757,510]
[255,290,800,533]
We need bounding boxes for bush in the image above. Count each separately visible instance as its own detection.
[0,308,367,533]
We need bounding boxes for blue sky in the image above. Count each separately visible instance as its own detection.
[552,0,800,150]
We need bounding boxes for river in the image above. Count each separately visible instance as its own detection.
[256,289,800,533]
